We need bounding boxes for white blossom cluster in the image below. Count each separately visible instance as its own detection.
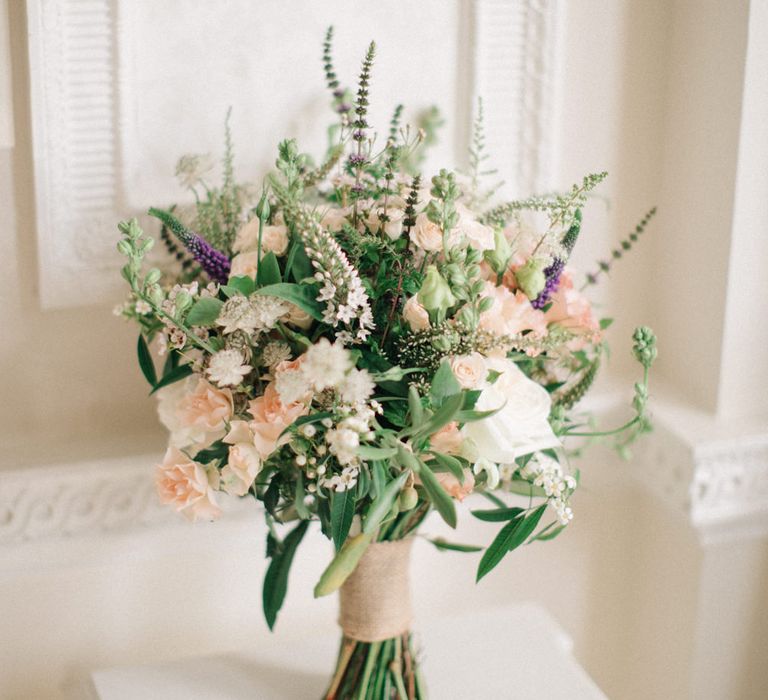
[520,453,577,525]
[216,294,288,335]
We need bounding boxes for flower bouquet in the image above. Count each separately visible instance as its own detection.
[116,28,656,700]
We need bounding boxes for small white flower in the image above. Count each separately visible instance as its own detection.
[339,369,375,406]
[303,338,353,391]
[301,424,317,438]
[295,454,307,467]
[473,458,500,490]
[206,349,251,387]
[169,328,187,349]
[249,294,290,332]
[275,369,311,405]
[135,299,152,315]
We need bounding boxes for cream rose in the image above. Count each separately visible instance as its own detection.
[283,302,314,330]
[230,252,260,280]
[234,220,289,256]
[176,378,233,433]
[156,376,210,451]
[368,207,405,241]
[450,352,487,389]
[455,203,495,251]
[155,447,221,521]
[461,357,560,463]
[434,469,475,501]
[402,296,430,332]
[409,212,444,252]
[430,421,464,455]
[221,443,262,497]
[479,280,548,337]
[321,206,351,232]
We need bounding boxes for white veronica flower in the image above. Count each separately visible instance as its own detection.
[302,338,353,391]
[206,349,251,387]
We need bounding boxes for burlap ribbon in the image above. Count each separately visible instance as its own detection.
[338,538,413,642]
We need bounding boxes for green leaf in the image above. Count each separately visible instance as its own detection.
[295,473,310,520]
[314,531,373,597]
[150,363,193,395]
[471,506,525,522]
[161,349,180,377]
[371,461,386,500]
[411,391,465,439]
[331,489,356,551]
[455,405,503,424]
[263,519,309,629]
[408,385,424,428]
[186,297,224,326]
[224,275,256,296]
[286,241,314,284]
[136,335,156,387]
[482,491,507,508]
[429,360,461,405]
[254,283,324,321]
[531,522,567,542]
[257,251,282,286]
[363,470,410,535]
[429,452,464,483]
[414,460,457,529]
[279,411,333,439]
[476,505,546,581]
[429,538,483,553]
[599,317,614,330]
[356,445,397,460]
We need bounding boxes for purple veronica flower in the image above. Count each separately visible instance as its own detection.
[148,208,231,284]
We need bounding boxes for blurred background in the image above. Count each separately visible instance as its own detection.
[1,1,767,698]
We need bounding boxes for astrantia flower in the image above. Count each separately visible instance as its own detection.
[261,341,292,368]
[206,349,251,387]
[249,294,290,332]
[275,368,312,406]
[216,295,260,334]
[303,338,353,391]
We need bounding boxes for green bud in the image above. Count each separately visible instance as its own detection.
[483,228,512,276]
[398,486,418,511]
[148,284,164,307]
[478,296,495,314]
[516,258,547,300]
[175,290,193,311]
[117,239,132,256]
[145,268,162,285]
[632,326,658,368]
[418,265,457,315]
[456,305,478,329]
[139,238,154,254]
[255,191,271,221]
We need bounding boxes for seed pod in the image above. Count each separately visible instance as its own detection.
[399,486,418,511]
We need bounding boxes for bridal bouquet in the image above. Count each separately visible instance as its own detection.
[116,28,656,699]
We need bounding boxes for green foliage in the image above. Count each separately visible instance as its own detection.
[136,335,157,387]
[263,520,309,629]
[331,489,356,551]
[185,297,224,326]
[476,505,546,581]
[429,538,483,553]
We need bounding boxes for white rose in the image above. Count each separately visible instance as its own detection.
[402,296,430,331]
[450,352,487,389]
[461,357,560,463]
[410,212,444,251]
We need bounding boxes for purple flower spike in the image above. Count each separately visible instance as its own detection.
[148,207,231,284]
[531,258,565,309]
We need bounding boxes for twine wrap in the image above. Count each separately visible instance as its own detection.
[338,538,413,642]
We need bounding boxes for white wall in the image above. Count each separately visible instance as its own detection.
[2,1,768,699]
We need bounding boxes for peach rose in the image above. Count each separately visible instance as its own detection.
[450,352,487,389]
[230,252,260,280]
[176,378,233,433]
[410,212,444,252]
[402,296,430,332]
[434,469,475,501]
[430,421,464,455]
[155,447,221,521]
[455,203,495,251]
[479,281,547,337]
[545,270,601,349]
[234,220,289,256]
[221,443,262,496]
[247,383,309,459]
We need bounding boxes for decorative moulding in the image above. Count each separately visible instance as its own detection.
[26,0,564,309]
[637,402,768,545]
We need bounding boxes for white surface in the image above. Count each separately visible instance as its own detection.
[84,604,606,700]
